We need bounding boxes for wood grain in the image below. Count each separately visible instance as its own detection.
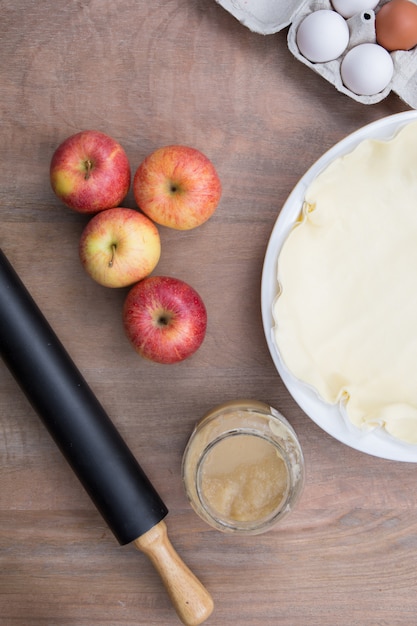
[0,1,416,625]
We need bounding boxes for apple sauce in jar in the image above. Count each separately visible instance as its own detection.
[182,400,304,534]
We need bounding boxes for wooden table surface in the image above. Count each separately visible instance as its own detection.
[1,2,416,625]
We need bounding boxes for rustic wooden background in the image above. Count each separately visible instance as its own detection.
[1,1,416,625]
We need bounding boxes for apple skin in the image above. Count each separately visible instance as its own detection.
[50,130,131,213]
[133,145,222,230]
[123,276,207,364]
[79,208,161,288]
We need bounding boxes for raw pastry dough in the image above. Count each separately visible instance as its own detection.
[273,120,417,444]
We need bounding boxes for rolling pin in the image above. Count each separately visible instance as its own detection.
[0,248,213,626]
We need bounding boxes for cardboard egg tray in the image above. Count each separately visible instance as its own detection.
[216,0,417,107]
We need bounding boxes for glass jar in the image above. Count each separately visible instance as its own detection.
[182,400,305,535]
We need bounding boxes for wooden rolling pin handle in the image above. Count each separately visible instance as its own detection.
[134,520,214,626]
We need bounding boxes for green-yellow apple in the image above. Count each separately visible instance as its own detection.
[79,208,161,288]
[133,145,221,230]
[123,276,207,363]
[50,130,131,213]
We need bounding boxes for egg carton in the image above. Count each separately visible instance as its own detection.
[215,0,417,108]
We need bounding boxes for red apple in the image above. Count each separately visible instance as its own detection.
[123,276,207,363]
[79,208,161,288]
[50,130,131,213]
[133,145,222,230]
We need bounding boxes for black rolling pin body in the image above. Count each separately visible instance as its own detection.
[0,249,168,545]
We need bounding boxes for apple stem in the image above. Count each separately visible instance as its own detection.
[84,159,93,180]
[109,244,117,268]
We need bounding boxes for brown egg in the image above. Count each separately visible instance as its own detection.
[376,0,417,51]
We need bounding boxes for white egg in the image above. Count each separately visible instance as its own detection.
[332,0,379,19]
[340,43,394,96]
[296,10,350,63]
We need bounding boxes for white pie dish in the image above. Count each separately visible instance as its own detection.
[261,110,417,462]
